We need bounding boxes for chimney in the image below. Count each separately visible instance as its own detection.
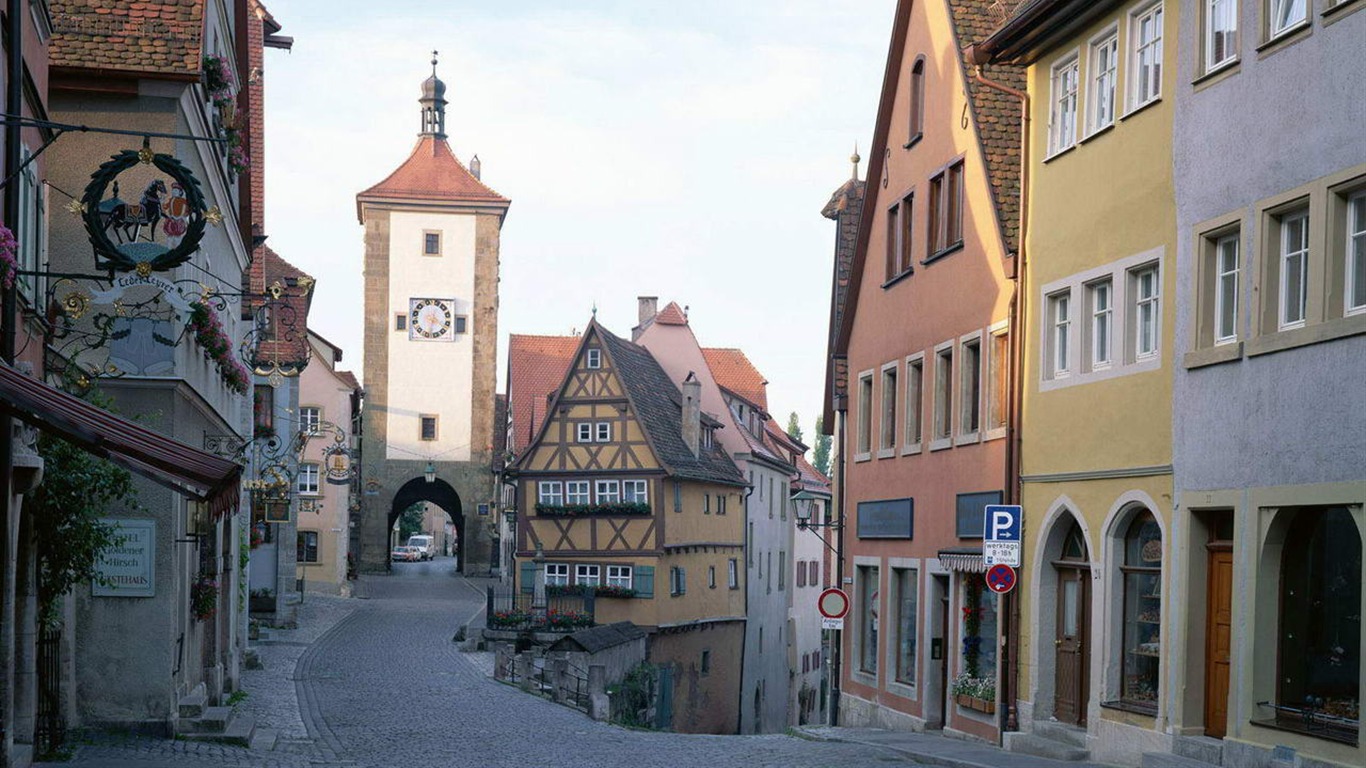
[681,372,701,457]
[633,296,659,341]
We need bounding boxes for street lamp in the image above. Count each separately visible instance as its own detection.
[793,490,840,554]
[424,461,436,484]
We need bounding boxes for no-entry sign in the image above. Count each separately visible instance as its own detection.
[818,587,850,619]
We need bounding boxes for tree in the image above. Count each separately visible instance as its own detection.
[28,390,141,627]
[812,416,832,477]
[398,502,425,541]
[785,411,804,448]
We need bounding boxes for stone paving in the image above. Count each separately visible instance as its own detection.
[42,557,966,768]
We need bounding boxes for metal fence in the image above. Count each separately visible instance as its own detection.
[35,628,64,756]
[485,587,595,632]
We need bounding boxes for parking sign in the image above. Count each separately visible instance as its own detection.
[983,504,1022,567]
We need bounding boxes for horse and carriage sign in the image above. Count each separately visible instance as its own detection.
[79,144,213,276]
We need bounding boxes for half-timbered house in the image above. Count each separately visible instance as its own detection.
[510,319,748,734]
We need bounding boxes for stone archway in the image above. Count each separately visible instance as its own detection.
[387,477,465,573]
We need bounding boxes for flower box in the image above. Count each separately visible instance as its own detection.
[956,693,996,714]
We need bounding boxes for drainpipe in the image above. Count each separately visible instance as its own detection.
[738,477,755,733]
[971,63,1029,743]
[830,409,845,726]
[1,1,22,760]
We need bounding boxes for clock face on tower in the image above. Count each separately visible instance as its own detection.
[408,298,455,341]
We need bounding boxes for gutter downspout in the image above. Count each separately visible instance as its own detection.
[738,477,755,733]
[1,2,22,761]
[971,63,1028,744]
[830,408,845,726]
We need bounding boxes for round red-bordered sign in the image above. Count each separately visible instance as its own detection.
[818,588,850,620]
[986,563,1017,594]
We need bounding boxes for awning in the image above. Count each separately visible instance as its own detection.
[938,547,987,573]
[0,362,243,517]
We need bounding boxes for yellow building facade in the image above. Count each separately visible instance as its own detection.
[984,1,1177,763]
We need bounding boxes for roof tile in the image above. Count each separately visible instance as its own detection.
[358,136,508,212]
[506,334,579,454]
[51,0,205,75]
[702,348,768,412]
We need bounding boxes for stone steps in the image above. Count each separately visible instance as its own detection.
[180,712,255,748]
[1172,736,1222,765]
[1005,733,1090,762]
[1142,751,1218,768]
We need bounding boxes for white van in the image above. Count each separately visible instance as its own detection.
[406,535,435,561]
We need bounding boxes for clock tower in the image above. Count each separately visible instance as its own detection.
[355,56,509,573]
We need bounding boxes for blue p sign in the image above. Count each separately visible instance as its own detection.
[984,505,1021,542]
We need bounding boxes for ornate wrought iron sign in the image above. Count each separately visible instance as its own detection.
[80,145,212,275]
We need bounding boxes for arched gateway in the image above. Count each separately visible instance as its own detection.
[354,58,510,573]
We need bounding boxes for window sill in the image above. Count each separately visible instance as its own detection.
[901,443,923,456]
[1191,59,1240,92]
[876,448,897,460]
[903,133,923,150]
[982,427,1007,442]
[1250,717,1358,748]
[882,269,914,290]
[854,452,872,463]
[1101,699,1158,717]
[887,680,918,701]
[923,241,964,266]
[1257,21,1312,58]
[1079,122,1114,146]
[954,432,980,447]
[1248,312,1366,357]
[1323,0,1366,25]
[1183,341,1243,369]
[928,437,953,452]
[1042,143,1077,164]
[1120,96,1162,122]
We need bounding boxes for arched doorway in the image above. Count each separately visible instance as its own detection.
[388,477,464,573]
[1053,520,1090,725]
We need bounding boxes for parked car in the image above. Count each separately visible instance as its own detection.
[407,535,435,561]
[391,545,419,562]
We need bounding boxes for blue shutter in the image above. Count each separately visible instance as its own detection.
[520,561,535,594]
[634,565,654,598]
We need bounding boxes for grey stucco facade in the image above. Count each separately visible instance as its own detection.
[1171,3,1365,765]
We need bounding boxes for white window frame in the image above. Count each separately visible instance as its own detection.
[930,341,954,451]
[1048,290,1073,380]
[419,415,438,441]
[622,479,649,504]
[576,564,601,587]
[565,480,591,506]
[878,361,898,457]
[606,565,633,589]
[297,462,320,496]
[299,406,321,435]
[545,563,569,586]
[1131,264,1161,360]
[1214,233,1241,342]
[1088,279,1113,370]
[902,353,924,454]
[855,370,874,460]
[538,481,563,507]
[956,332,982,446]
[1345,191,1366,317]
[595,421,612,442]
[576,423,593,443]
[985,322,1009,441]
[1048,53,1080,156]
[1268,0,1306,39]
[1129,2,1164,110]
[586,348,602,369]
[1205,0,1237,72]
[728,558,739,589]
[595,479,621,504]
[1278,210,1309,329]
[1088,31,1118,134]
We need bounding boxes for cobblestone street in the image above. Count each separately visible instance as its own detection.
[44,559,917,768]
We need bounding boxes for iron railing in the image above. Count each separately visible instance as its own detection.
[35,628,64,756]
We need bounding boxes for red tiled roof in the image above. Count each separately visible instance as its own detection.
[762,422,830,493]
[702,348,768,412]
[50,0,206,76]
[655,302,688,326]
[506,334,579,455]
[357,136,508,219]
[336,370,361,392]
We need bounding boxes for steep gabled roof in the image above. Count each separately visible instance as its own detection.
[655,302,688,326]
[51,0,206,78]
[831,0,1023,361]
[764,423,830,495]
[506,334,579,455]
[356,136,509,222]
[245,246,314,367]
[701,348,768,412]
[596,327,745,487]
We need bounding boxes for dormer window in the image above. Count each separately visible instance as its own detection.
[702,427,714,449]
[586,348,601,369]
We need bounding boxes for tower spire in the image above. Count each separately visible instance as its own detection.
[850,142,861,180]
[419,51,448,139]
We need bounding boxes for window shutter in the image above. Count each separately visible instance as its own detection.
[520,561,535,594]
[634,565,655,598]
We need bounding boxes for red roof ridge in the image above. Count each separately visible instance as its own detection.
[655,302,688,326]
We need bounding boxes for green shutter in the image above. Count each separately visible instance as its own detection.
[634,565,654,598]
[520,561,535,594]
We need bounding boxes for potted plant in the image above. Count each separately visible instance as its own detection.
[951,673,997,714]
[248,587,275,613]
[191,574,218,622]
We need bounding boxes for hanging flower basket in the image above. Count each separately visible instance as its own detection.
[190,574,218,622]
[0,225,16,290]
[187,301,251,394]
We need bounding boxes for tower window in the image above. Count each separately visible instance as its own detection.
[423,231,442,256]
[586,348,601,369]
[395,314,407,331]
[420,415,438,441]
[454,316,468,334]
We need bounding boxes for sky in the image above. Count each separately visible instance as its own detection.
[262,0,897,439]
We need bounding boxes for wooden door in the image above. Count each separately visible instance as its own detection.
[937,576,950,726]
[1203,548,1233,739]
[1054,567,1089,725]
